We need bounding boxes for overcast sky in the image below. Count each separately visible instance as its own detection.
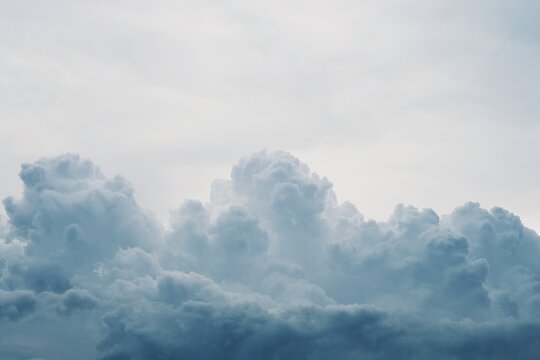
[1,0,539,230]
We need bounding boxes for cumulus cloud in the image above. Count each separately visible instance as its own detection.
[0,289,37,321]
[1,154,161,291]
[55,288,99,316]
[1,151,540,359]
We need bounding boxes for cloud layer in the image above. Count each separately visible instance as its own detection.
[1,151,540,359]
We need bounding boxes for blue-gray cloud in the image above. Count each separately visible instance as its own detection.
[1,151,540,359]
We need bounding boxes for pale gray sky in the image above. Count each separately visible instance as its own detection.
[1,0,539,230]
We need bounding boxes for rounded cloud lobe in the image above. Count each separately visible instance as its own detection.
[1,151,540,359]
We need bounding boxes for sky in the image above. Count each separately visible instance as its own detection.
[1,0,539,231]
[1,2,540,359]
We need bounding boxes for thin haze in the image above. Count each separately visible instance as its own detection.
[1,1,539,228]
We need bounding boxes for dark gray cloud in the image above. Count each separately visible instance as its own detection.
[1,151,540,359]
[0,289,37,322]
[55,288,99,316]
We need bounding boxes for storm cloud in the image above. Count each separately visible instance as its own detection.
[1,151,540,359]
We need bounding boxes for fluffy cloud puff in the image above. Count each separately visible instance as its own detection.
[1,150,540,359]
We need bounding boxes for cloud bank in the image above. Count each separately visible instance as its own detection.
[1,151,540,359]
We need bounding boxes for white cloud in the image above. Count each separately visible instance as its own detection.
[1,0,539,231]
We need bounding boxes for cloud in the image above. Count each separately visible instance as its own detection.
[0,289,37,322]
[1,151,540,359]
[55,288,99,316]
[2,154,162,291]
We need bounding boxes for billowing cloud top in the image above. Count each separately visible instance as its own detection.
[1,151,540,359]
